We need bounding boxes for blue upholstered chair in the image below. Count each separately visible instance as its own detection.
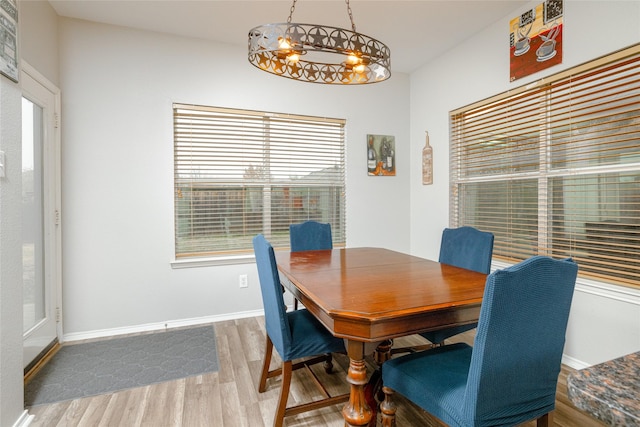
[253,234,347,427]
[381,256,579,427]
[392,226,494,355]
[420,226,494,346]
[290,220,333,252]
[289,220,333,309]
[439,226,494,274]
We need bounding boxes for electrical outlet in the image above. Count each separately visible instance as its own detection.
[0,151,5,178]
[239,274,248,288]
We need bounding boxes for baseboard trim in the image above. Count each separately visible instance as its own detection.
[62,309,265,343]
[61,307,592,370]
[562,353,590,370]
[12,410,34,427]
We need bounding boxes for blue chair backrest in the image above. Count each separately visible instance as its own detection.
[439,226,494,274]
[290,221,333,252]
[253,234,292,358]
[463,256,578,425]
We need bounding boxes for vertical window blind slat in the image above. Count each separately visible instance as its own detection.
[174,104,346,257]
[450,44,640,289]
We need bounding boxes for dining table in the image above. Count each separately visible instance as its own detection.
[275,247,488,427]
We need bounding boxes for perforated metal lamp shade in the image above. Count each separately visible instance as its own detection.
[247,22,391,85]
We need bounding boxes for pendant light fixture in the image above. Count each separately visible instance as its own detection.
[248,0,391,85]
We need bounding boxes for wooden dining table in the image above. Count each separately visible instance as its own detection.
[275,247,488,427]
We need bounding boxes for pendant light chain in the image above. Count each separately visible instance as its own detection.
[287,0,297,24]
[345,0,357,32]
[287,0,357,32]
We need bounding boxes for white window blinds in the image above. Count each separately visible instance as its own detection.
[450,45,640,288]
[174,104,346,258]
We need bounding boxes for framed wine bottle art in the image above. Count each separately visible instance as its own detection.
[367,134,396,176]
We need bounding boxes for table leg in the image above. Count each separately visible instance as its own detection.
[342,340,373,427]
[374,340,392,366]
[360,339,393,427]
[372,339,391,403]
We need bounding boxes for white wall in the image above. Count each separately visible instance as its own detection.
[58,18,411,337]
[0,2,59,425]
[0,76,27,427]
[19,0,59,87]
[409,0,640,366]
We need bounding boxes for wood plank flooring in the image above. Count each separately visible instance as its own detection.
[26,316,605,426]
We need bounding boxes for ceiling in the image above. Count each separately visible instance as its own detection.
[48,0,529,74]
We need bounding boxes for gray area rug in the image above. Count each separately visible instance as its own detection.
[25,325,219,406]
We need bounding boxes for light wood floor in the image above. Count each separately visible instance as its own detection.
[26,316,605,426]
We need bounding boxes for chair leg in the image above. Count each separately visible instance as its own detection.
[380,386,397,427]
[273,361,293,427]
[259,336,274,393]
[537,412,553,427]
[323,352,334,373]
[259,334,347,425]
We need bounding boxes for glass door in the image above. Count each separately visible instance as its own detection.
[22,65,61,370]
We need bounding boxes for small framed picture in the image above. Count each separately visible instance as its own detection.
[0,0,19,82]
[367,134,396,176]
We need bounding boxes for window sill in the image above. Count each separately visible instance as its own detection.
[492,260,640,305]
[171,254,255,269]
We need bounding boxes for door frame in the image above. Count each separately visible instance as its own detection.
[21,61,62,368]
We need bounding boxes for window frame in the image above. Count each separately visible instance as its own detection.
[450,44,640,289]
[172,104,346,266]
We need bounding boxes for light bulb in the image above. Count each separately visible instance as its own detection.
[353,63,366,73]
[346,54,360,65]
[287,53,300,63]
[278,38,292,50]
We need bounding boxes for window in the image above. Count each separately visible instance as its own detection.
[450,45,640,288]
[174,104,346,258]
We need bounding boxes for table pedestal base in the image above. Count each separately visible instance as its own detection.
[342,340,372,426]
[342,340,392,427]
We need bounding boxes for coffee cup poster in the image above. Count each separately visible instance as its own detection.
[510,0,563,82]
[367,134,396,176]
